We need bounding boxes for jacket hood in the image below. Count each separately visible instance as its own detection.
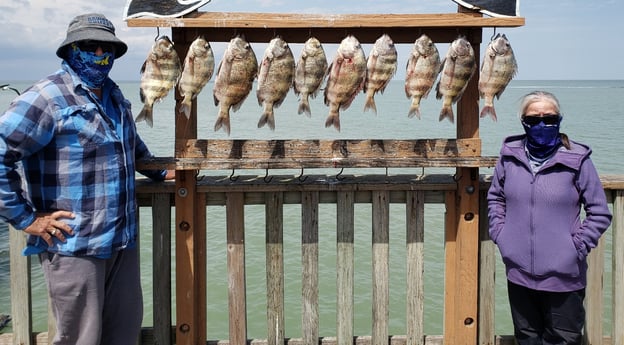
[499,134,592,172]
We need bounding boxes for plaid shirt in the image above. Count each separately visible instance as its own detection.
[0,63,165,258]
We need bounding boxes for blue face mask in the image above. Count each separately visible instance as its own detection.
[522,117,562,159]
[66,44,114,89]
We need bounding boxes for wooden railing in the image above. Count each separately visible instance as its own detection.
[2,174,622,345]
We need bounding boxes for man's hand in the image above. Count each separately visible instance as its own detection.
[23,211,75,246]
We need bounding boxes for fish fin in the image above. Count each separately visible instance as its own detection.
[480,105,497,121]
[257,111,275,130]
[439,105,455,123]
[324,106,341,131]
[214,108,231,135]
[135,106,154,128]
[178,96,192,120]
[363,93,377,114]
[408,97,422,119]
[298,96,312,117]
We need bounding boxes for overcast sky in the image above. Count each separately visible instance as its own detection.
[0,0,622,82]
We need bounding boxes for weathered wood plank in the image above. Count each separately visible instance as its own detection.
[336,192,355,345]
[127,12,524,44]
[372,191,390,345]
[613,190,624,345]
[406,191,425,345]
[301,192,320,345]
[585,235,605,345]
[226,192,247,345]
[478,191,496,345]
[9,226,32,345]
[266,192,285,345]
[152,193,173,345]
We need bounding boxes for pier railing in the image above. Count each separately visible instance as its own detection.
[2,173,622,345]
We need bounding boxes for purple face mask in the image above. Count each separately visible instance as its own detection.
[66,44,115,88]
[522,116,562,159]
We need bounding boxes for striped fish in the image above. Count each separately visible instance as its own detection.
[404,34,441,119]
[364,34,397,114]
[435,36,476,123]
[136,36,181,127]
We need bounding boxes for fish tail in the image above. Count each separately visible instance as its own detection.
[439,105,455,123]
[407,97,422,119]
[480,105,498,121]
[214,107,231,135]
[135,105,154,128]
[324,108,341,132]
[179,97,192,119]
[363,92,377,114]
[298,97,312,117]
[257,109,276,131]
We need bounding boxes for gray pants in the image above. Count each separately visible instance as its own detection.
[39,247,143,345]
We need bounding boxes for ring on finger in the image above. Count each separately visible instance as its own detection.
[50,229,58,236]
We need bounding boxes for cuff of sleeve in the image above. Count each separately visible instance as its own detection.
[13,212,35,231]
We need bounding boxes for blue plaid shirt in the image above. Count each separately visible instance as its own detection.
[0,62,166,258]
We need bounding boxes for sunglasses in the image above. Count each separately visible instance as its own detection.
[77,41,116,54]
[521,114,561,127]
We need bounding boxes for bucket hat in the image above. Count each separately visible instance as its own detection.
[56,13,128,59]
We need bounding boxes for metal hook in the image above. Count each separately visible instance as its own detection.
[490,27,497,42]
[263,168,273,183]
[297,167,308,182]
[229,169,239,182]
[453,172,463,182]
[195,170,204,181]
[336,167,345,181]
[154,27,161,41]
[416,167,425,180]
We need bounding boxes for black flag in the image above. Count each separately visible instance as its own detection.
[453,0,520,17]
[124,0,212,19]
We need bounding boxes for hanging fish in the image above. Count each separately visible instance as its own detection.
[404,34,441,119]
[478,33,517,121]
[323,35,367,131]
[364,34,397,114]
[213,36,258,135]
[257,37,296,130]
[435,36,476,123]
[293,37,328,117]
[136,36,181,127]
[177,36,215,119]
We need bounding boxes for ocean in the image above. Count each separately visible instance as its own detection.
[0,79,622,339]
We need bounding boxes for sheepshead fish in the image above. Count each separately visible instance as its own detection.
[404,34,441,119]
[479,33,517,121]
[364,34,397,114]
[323,35,367,131]
[177,36,215,119]
[293,37,328,117]
[136,36,181,127]
[213,36,258,135]
[435,36,476,123]
[257,37,296,130]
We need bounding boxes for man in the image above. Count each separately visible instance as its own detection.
[0,13,173,344]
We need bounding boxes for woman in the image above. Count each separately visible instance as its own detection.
[487,91,612,344]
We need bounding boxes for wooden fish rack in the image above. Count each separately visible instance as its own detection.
[128,8,524,345]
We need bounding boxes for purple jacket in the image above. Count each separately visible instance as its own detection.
[487,135,612,292]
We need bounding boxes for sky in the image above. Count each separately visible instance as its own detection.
[0,0,623,82]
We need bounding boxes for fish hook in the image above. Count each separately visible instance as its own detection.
[336,167,345,181]
[416,167,425,180]
[490,27,498,42]
[263,168,273,183]
[195,170,204,181]
[298,167,308,182]
[229,168,239,182]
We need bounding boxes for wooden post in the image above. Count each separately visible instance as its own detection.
[443,25,482,345]
[173,28,207,345]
